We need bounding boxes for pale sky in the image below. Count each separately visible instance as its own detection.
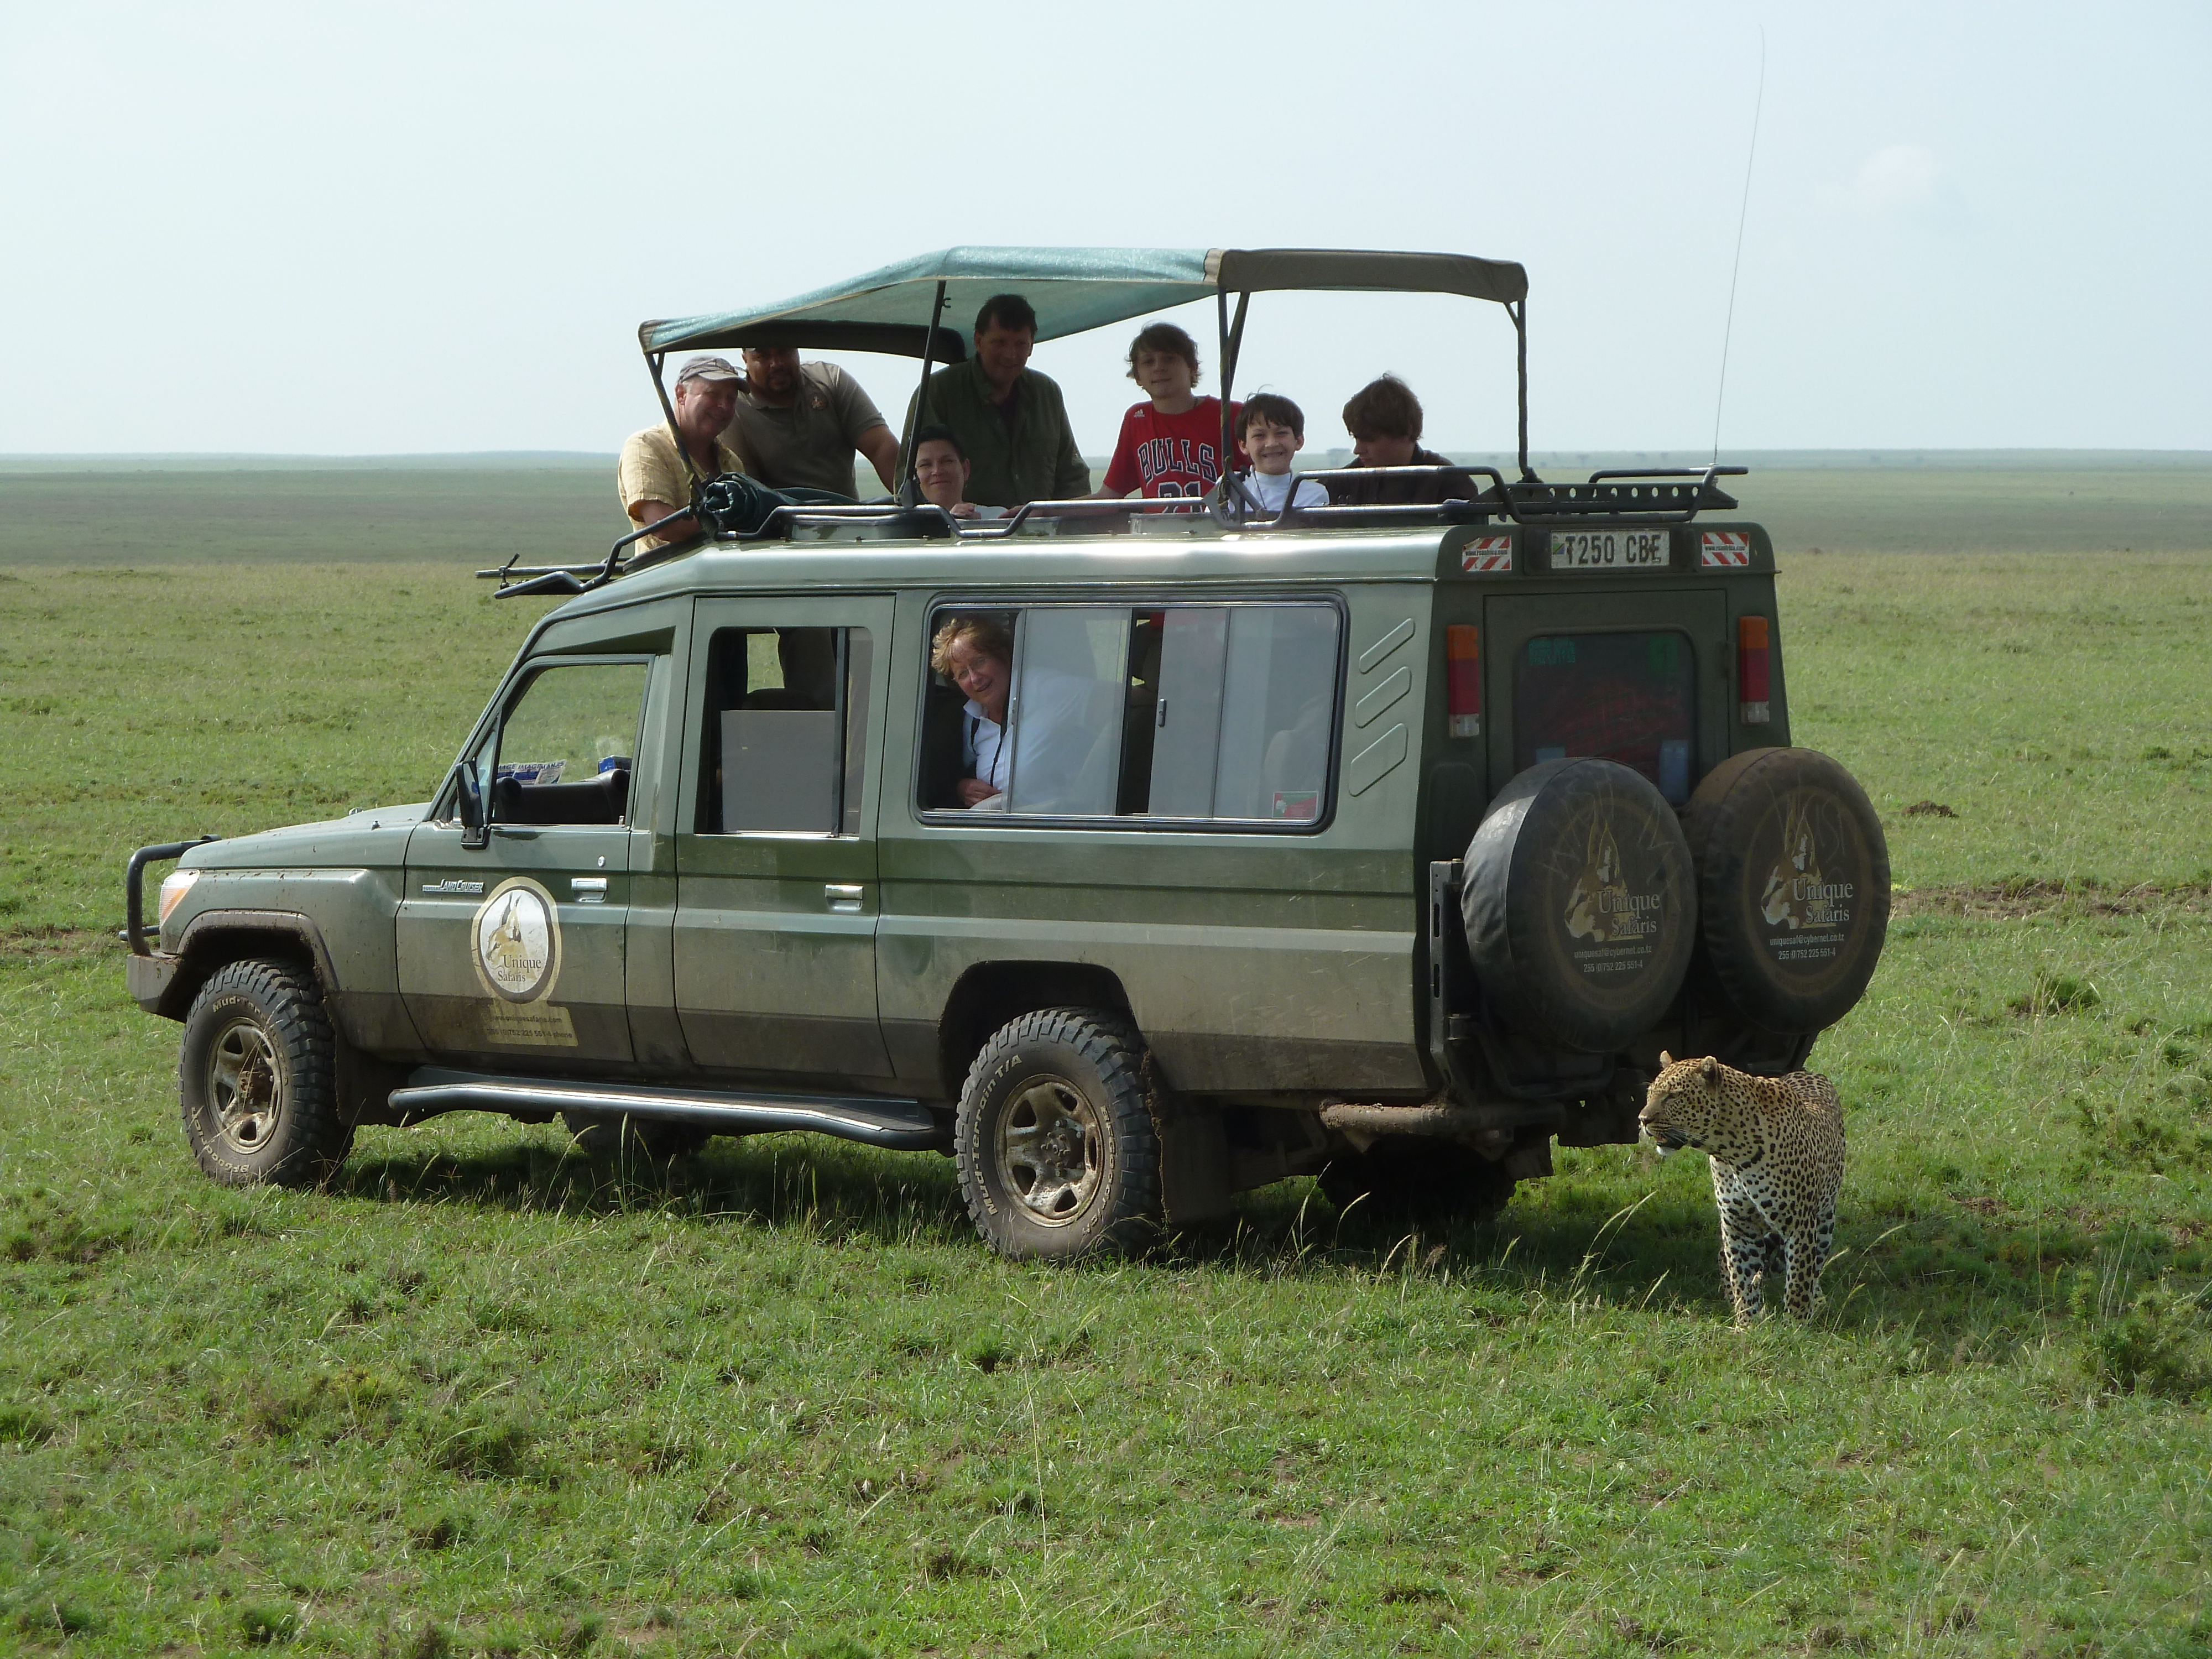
[4,0,2206,458]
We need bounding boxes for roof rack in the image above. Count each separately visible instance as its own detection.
[1230,463,1746,529]
[475,457,1754,590]
[476,504,689,598]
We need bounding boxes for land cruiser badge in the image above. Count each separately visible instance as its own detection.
[472,878,562,1003]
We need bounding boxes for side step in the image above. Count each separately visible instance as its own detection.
[387,1068,945,1151]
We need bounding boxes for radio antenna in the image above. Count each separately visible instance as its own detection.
[1710,27,1767,465]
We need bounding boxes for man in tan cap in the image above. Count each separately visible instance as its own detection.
[616,356,753,561]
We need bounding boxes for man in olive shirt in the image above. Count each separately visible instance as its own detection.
[906,294,1090,508]
[615,356,751,563]
[730,346,901,497]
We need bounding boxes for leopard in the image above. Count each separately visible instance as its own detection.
[1639,1052,1845,1323]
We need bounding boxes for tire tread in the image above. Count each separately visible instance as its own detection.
[180,958,352,1189]
[955,1006,1161,1259]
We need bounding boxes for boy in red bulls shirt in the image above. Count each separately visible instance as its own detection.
[1097,322,1244,508]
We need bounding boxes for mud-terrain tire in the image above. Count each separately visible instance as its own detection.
[560,1110,712,1161]
[955,1008,1161,1261]
[179,959,354,1188]
[1461,758,1698,1053]
[1319,1141,1515,1230]
[1684,747,1890,1034]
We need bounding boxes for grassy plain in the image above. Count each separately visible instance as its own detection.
[2,465,2210,1656]
[3,453,2211,568]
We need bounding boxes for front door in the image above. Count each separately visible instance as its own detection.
[672,596,896,1084]
[399,655,655,1066]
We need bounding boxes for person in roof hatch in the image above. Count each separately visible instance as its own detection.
[616,355,753,563]
[1095,322,1244,508]
[911,425,1003,521]
[1232,393,1329,515]
[906,294,1091,508]
[1327,374,1472,506]
[729,345,902,497]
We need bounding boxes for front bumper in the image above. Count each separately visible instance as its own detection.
[126,951,181,1016]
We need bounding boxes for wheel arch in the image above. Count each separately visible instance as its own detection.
[937,960,1134,1099]
[161,911,336,1021]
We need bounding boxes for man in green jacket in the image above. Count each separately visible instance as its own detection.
[907,294,1091,508]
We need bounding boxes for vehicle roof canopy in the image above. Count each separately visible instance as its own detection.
[639,246,1530,361]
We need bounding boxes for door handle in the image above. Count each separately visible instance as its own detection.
[571,877,609,904]
[825,883,864,914]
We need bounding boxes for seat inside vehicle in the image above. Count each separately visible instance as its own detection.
[492,764,629,826]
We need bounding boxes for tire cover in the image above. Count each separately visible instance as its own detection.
[1684,747,1890,1033]
[1460,758,1697,1053]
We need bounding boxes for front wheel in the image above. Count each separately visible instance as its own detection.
[955,1008,1161,1260]
[179,959,353,1188]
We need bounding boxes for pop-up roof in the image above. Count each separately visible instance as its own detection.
[639,246,1529,361]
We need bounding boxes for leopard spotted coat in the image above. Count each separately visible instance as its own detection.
[1639,1053,1844,1322]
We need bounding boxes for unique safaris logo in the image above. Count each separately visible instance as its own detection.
[471,878,562,1004]
[1759,800,1856,934]
[1563,818,1664,947]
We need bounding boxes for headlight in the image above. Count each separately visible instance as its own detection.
[158,869,202,926]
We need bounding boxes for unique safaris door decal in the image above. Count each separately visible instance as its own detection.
[469,878,576,1045]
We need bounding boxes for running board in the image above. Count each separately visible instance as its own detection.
[388,1068,945,1151]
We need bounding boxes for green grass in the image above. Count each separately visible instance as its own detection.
[3,455,2209,567]
[1780,551,2212,889]
[0,468,624,567]
[3,494,2211,1652]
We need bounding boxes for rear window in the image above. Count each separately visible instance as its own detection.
[1514,630,1695,804]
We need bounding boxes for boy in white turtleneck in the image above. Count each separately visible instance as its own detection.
[1233,393,1330,515]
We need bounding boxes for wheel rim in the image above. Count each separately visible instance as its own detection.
[995,1077,1104,1227]
[207,1018,284,1155]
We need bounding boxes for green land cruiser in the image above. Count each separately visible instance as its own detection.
[124,247,1890,1258]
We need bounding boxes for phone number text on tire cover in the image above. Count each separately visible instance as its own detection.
[1548,530,1670,570]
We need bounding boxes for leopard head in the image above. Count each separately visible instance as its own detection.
[1639,1053,1761,1165]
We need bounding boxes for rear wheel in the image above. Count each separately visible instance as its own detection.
[955,1008,1161,1260]
[179,959,353,1188]
[1462,758,1698,1053]
[1683,747,1891,1034]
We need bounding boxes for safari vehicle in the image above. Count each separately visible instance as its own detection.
[124,247,1890,1258]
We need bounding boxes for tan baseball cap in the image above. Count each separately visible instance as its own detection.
[674,354,743,385]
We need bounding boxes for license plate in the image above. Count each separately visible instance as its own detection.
[1548,528,1671,570]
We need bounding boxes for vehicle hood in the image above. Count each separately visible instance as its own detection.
[181,802,433,870]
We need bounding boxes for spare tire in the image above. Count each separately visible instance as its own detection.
[1684,747,1890,1034]
[1461,759,1697,1053]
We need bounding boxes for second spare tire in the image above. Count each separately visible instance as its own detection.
[1683,747,1890,1034]
[1461,758,1698,1053]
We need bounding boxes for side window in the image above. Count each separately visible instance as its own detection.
[487,660,650,827]
[1513,630,1696,804]
[920,602,1342,827]
[696,627,873,834]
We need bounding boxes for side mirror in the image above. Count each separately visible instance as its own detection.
[451,761,488,849]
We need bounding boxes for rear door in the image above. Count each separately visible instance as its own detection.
[1483,589,1729,805]
[672,595,896,1083]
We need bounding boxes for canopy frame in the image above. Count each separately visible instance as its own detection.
[637,244,1537,500]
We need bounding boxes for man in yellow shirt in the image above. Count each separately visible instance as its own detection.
[615,356,753,564]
